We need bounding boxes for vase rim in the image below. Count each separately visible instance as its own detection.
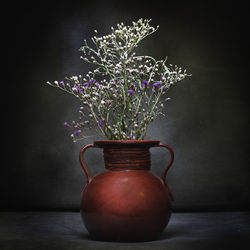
[94,140,160,148]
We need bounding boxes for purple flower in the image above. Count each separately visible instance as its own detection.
[74,130,80,136]
[98,121,103,127]
[63,122,69,127]
[59,81,64,85]
[139,72,144,76]
[130,134,135,139]
[83,79,96,87]
[89,79,96,84]
[153,82,161,87]
[128,89,134,95]
[74,85,83,92]
[142,80,148,88]
[166,97,171,101]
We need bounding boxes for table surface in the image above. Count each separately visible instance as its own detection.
[0,211,249,250]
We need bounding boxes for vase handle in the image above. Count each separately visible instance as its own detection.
[156,142,174,201]
[79,144,94,185]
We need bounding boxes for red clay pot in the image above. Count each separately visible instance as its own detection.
[79,140,174,242]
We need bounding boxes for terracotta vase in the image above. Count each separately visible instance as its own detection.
[79,140,174,242]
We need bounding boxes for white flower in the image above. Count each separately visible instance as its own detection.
[71,76,78,80]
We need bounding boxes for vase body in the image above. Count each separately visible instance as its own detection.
[79,140,174,242]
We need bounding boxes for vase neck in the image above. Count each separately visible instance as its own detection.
[103,147,151,171]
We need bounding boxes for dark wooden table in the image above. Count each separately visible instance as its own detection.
[0,211,249,250]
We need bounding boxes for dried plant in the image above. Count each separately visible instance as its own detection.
[47,19,190,142]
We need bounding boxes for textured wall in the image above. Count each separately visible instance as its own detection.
[2,1,249,210]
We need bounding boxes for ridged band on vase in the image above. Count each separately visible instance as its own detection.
[103,147,151,170]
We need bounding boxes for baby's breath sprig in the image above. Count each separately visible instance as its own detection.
[47,18,190,142]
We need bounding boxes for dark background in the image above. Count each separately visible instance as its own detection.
[2,0,250,211]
